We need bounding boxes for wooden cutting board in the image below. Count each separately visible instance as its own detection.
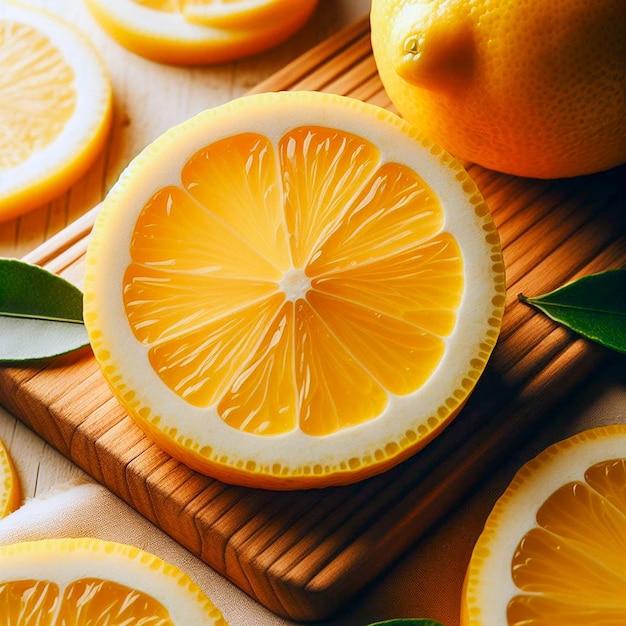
[1,17,625,622]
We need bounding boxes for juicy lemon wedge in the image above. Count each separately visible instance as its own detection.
[84,91,505,489]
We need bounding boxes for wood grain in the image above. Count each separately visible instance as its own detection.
[1,18,625,622]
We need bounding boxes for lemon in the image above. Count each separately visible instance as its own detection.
[84,0,318,65]
[84,91,505,489]
[0,1,112,220]
[370,0,626,179]
[463,424,626,625]
[0,538,227,624]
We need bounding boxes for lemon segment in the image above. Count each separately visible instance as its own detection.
[0,23,74,168]
[279,126,381,268]
[84,91,505,489]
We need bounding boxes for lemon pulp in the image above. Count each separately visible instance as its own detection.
[122,127,464,437]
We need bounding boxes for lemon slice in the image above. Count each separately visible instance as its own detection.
[84,91,505,489]
[0,1,112,221]
[0,437,20,518]
[0,538,227,624]
[84,0,318,65]
[463,424,626,625]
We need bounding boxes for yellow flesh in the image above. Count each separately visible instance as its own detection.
[122,127,464,437]
[0,578,174,625]
[508,458,626,625]
[0,20,75,171]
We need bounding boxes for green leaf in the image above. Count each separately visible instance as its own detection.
[518,268,626,354]
[366,620,444,626]
[0,258,89,363]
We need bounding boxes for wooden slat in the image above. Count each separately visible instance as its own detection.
[249,16,372,93]
[1,19,625,622]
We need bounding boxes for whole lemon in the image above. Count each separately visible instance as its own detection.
[370,0,626,179]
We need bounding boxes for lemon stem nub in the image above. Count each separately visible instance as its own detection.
[397,21,475,93]
[403,35,421,55]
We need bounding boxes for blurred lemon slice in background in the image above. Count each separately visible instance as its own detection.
[84,0,319,65]
[463,424,626,625]
[0,1,112,221]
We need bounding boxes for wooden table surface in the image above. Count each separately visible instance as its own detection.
[0,0,371,500]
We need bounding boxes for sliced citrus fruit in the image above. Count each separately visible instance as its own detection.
[0,537,227,624]
[0,437,20,518]
[462,424,626,625]
[83,90,505,489]
[0,1,112,221]
[84,0,318,65]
